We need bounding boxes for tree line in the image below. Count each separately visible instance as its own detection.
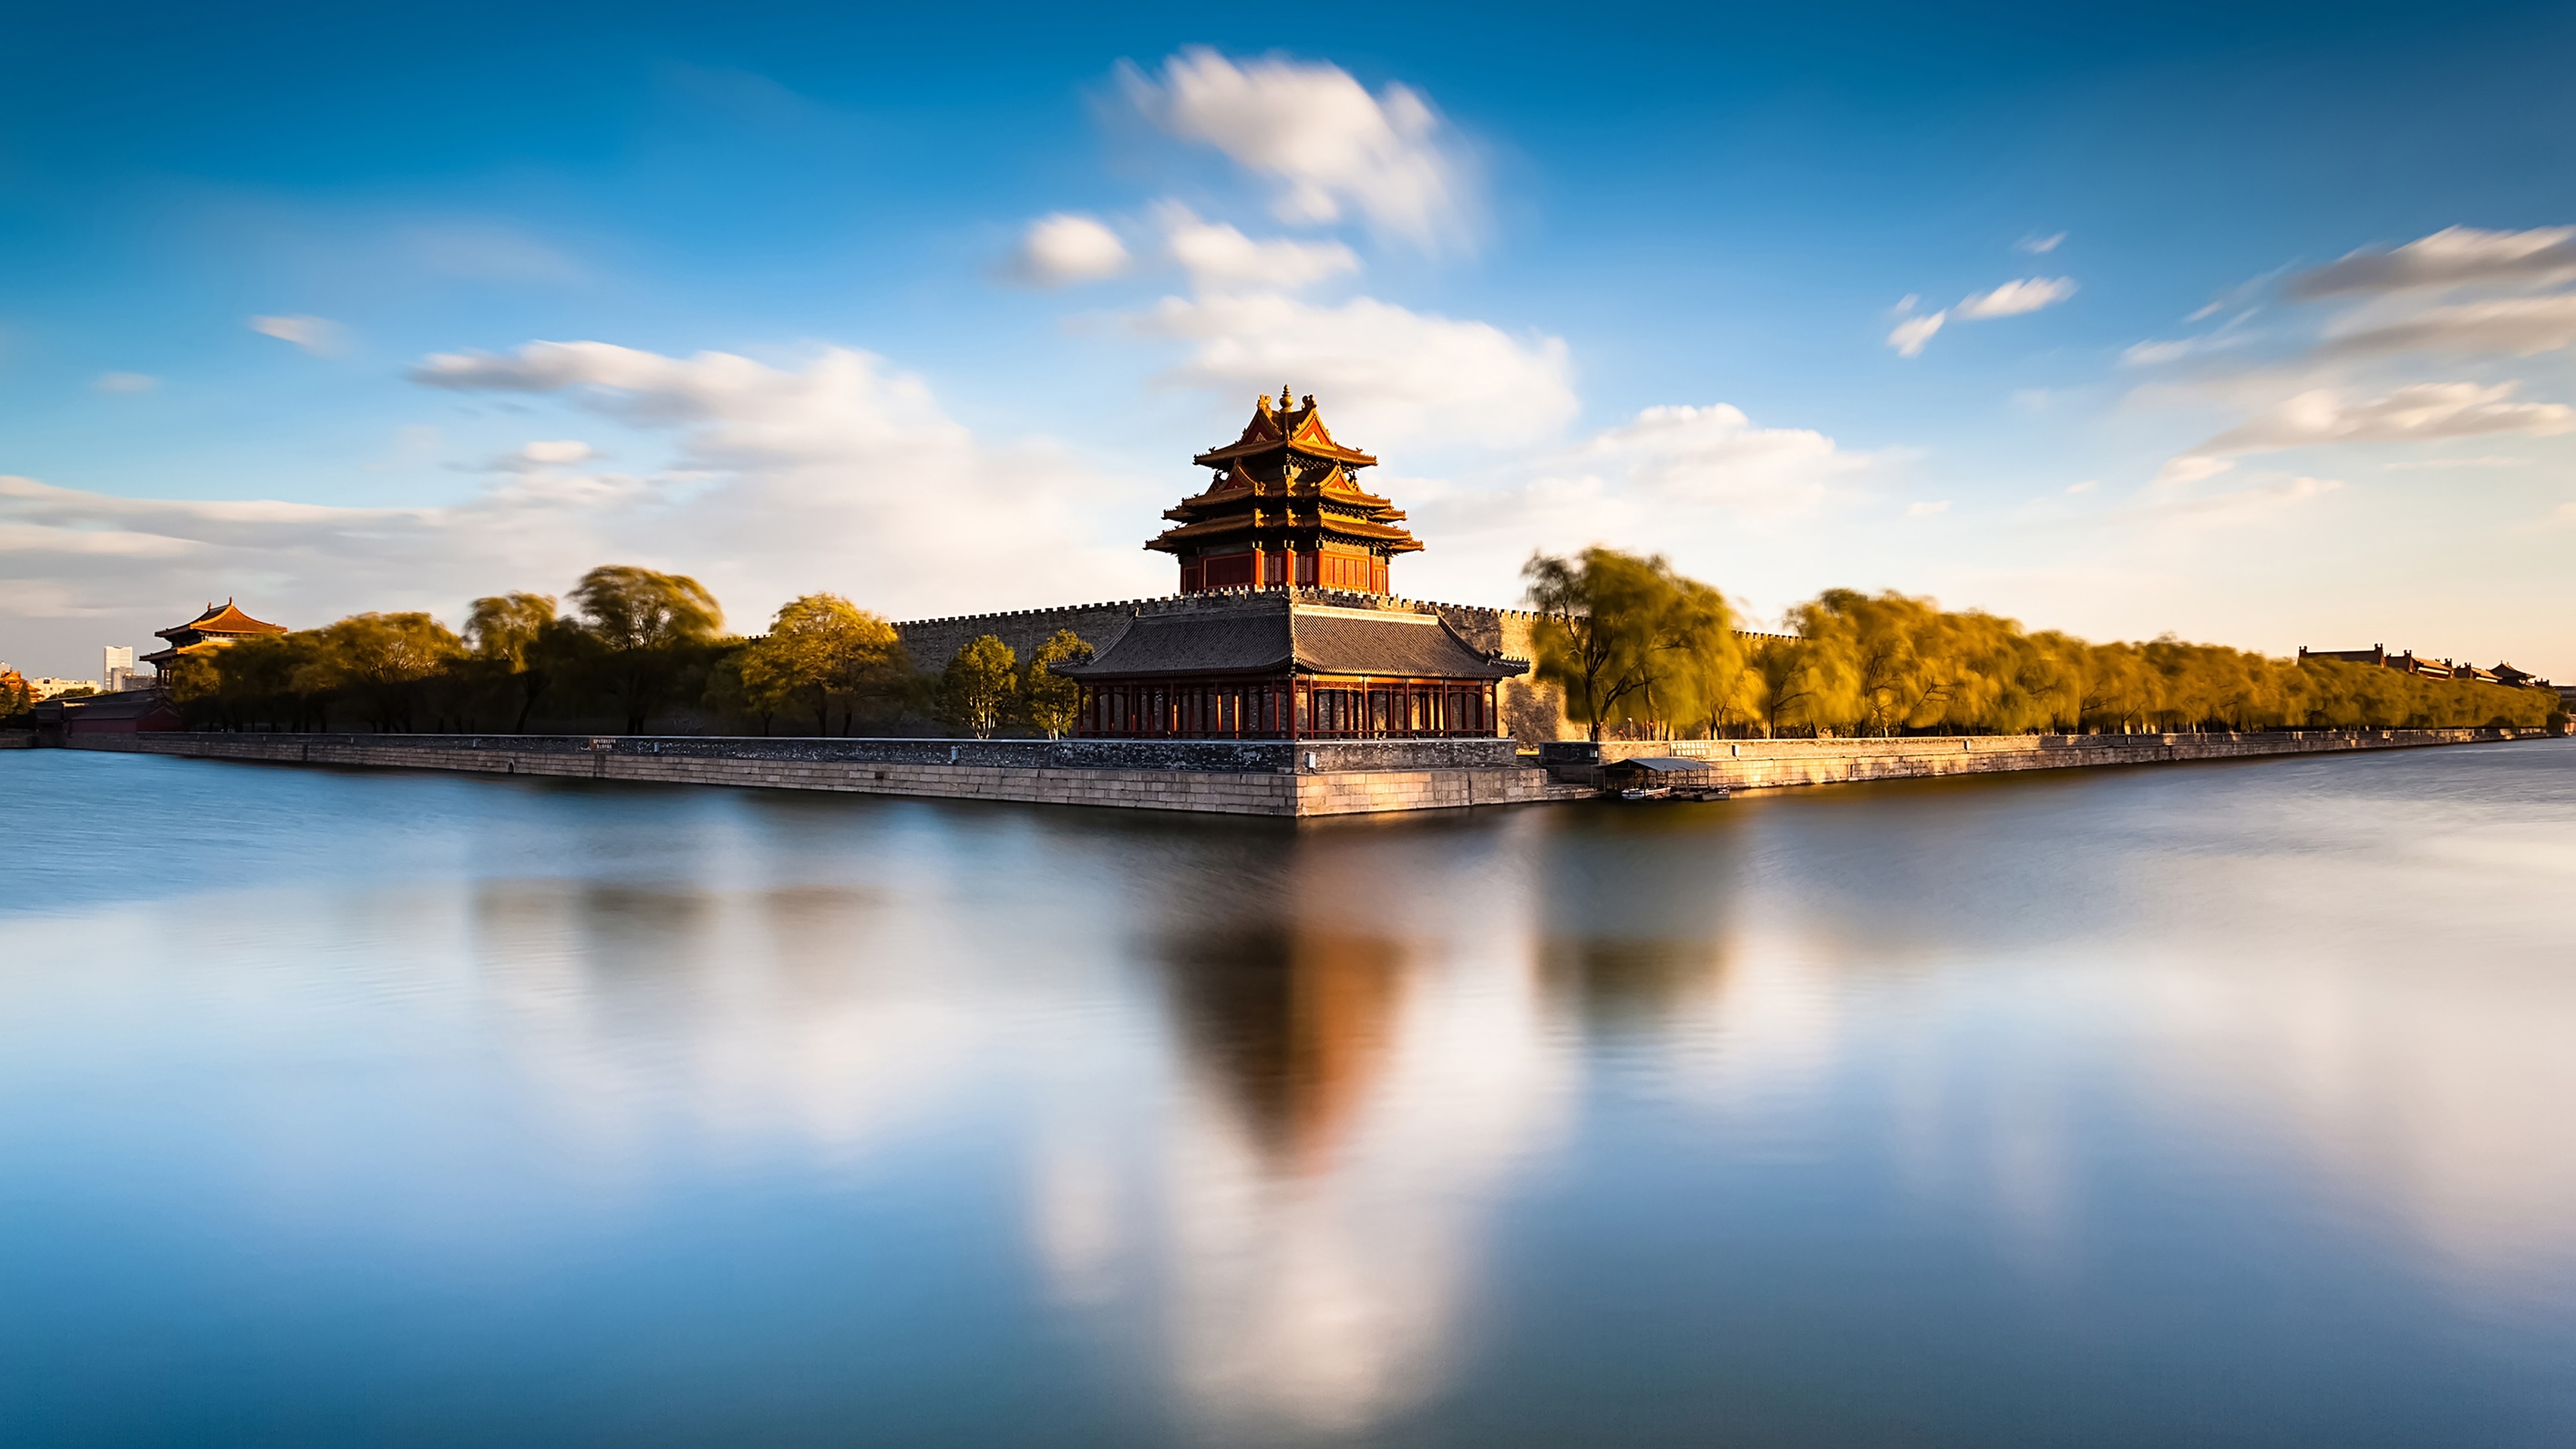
[1524,547,2565,739]
[162,565,1093,738]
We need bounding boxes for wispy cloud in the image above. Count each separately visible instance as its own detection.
[249,314,346,356]
[2288,225,2576,299]
[2190,382,2575,456]
[2319,293,2576,358]
[1955,277,2078,320]
[1886,311,1945,358]
[2017,232,2066,255]
[1886,277,2076,356]
[93,372,158,394]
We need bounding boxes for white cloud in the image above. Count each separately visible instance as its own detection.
[1,340,1155,668]
[497,439,598,470]
[2320,293,2576,358]
[2192,382,2576,455]
[1955,276,2078,320]
[2065,480,2098,494]
[1119,48,1472,252]
[2381,455,2529,470]
[93,372,158,394]
[2288,225,2576,298]
[1132,292,1574,449]
[2017,232,2066,254]
[2151,455,2239,488]
[2130,473,2343,532]
[1886,311,1945,358]
[1157,204,1359,290]
[1585,404,1869,514]
[250,314,346,356]
[1905,499,1951,517]
[1009,213,1130,286]
[1401,402,1880,576]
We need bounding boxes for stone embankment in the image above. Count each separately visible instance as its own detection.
[1543,727,2557,792]
[60,732,1582,818]
[51,727,2555,816]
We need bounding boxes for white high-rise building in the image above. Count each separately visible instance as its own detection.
[103,645,142,692]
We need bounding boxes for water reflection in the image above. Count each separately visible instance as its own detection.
[1119,825,1572,1435]
[2,747,2573,1445]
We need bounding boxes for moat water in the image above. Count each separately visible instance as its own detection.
[4,744,2573,1447]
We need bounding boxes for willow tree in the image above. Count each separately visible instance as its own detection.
[1524,548,1681,742]
[739,593,908,736]
[1022,629,1095,739]
[568,565,724,733]
[466,591,559,733]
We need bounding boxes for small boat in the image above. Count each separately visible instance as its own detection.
[1619,786,1673,801]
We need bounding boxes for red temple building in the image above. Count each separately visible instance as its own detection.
[1060,392,1525,740]
[142,599,287,677]
[1152,387,1422,596]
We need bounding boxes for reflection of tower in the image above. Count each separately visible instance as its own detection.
[1158,924,1409,1175]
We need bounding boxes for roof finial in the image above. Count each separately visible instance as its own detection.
[1301,394,1316,410]
[1279,383,1293,411]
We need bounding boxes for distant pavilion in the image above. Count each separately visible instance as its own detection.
[142,600,287,679]
[1059,392,1525,741]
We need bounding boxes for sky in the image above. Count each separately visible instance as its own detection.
[4,1,2573,680]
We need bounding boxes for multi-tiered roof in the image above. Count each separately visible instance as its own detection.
[1148,388,1424,594]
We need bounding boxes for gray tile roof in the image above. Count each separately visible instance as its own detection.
[1059,600,1525,681]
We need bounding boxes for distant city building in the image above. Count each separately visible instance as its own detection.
[101,645,148,692]
[27,677,102,700]
[142,599,288,678]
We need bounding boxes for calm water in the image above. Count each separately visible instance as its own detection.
[3,745,2573,1447]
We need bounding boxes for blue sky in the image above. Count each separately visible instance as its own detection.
[5,1,2573,679]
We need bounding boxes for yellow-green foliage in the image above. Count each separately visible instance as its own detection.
[1022,629,1095,739]
[941,635,1018,739]
[1529,549,2557,737]
[739,592,909,736]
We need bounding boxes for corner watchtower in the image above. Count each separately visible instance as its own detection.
[1148,386,1424,595]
